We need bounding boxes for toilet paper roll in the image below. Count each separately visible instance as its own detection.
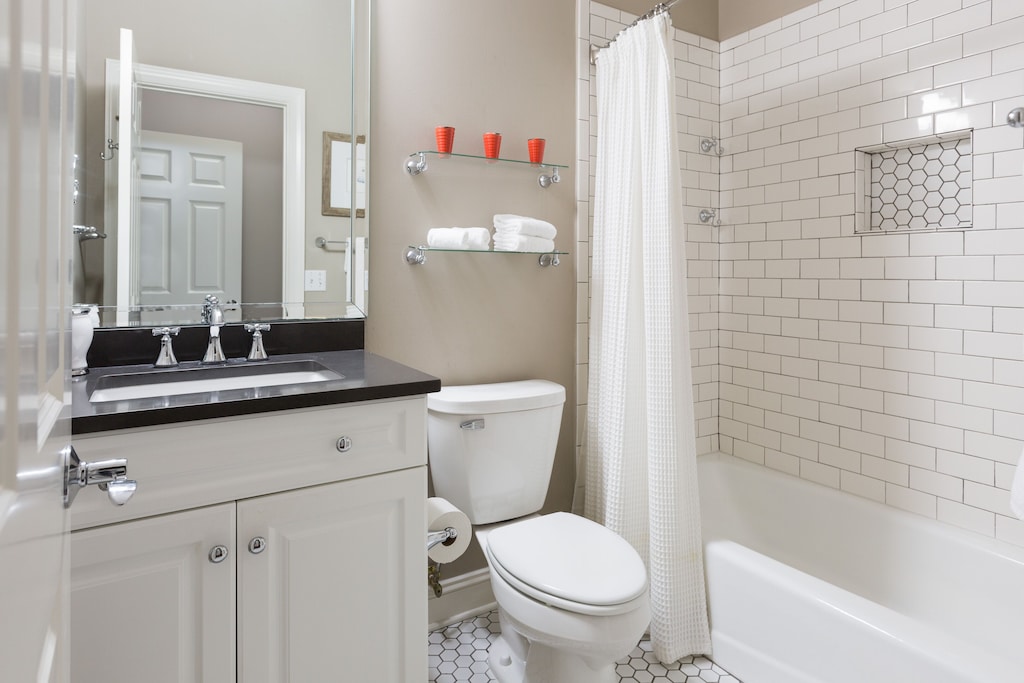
[427,497,471,563]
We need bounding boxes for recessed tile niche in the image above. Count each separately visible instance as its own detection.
[855,130,973,233]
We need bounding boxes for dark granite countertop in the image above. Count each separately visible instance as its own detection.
[72,350,441,435]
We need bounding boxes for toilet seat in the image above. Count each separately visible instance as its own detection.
[485,512,648,617]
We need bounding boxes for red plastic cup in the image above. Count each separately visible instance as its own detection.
[528,138,546,164]
[483,132,502,159]
[435,126,455,155]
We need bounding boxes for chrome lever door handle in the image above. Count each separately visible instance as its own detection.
[63,446,138,508]
[103,479,138,506]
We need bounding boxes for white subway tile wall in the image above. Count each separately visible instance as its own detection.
[717,0,1024,547]
[579,0,1024,547]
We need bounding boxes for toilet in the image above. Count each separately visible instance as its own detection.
[427,380,650,683]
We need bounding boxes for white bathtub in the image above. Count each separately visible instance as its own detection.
[698,453,1024,683]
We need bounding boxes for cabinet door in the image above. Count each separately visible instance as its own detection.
[70,504,236,683]
[237,467,427,683]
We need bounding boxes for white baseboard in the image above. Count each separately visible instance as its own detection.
[427,567,496,631]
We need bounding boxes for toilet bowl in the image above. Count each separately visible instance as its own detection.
[427,381,651,683]
[478,513,650,683]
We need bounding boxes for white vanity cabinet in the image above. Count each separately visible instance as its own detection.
[237,467,424,682]
[70,397,428,683]
[71,503,237,682]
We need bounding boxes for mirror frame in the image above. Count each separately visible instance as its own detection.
[102,60,308,321]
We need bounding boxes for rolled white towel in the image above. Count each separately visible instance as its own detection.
[463,227,492,251]
[1011,446,1024,520]
[427,228,469,249]
[493,214,558,240]
[493,234,556,252]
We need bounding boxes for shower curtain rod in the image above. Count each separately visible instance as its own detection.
[590,0,680,64]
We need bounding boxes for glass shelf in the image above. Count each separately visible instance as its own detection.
[404,245,567,267]
[411,150,567,169]
[404,151,566,188]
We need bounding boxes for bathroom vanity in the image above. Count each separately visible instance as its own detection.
[70,349,439,682]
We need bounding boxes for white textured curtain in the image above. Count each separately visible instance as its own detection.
[585,12,712,663]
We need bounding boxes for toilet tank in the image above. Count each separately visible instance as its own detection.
[427,380,565,525]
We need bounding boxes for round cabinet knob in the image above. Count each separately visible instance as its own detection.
[208,545,229,564]
[336,436,352,453]
[248,537,267,554]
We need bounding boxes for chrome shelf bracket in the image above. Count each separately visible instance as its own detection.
[405,152,428,175]
[538,253,560,267]
[405,246,426,265]
[538,166,560,189]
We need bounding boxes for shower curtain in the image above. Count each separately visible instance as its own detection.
[585,11,711,663]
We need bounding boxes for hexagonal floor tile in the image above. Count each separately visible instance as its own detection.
[428,610,743,683]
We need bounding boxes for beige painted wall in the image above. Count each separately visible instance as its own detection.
[600,0,817,39]
[367,0,577,577]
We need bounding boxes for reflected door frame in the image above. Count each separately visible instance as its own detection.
[103,58,306,322]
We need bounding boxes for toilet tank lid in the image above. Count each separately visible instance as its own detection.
[427,380,565,414]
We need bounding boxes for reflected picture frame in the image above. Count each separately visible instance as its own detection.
[322,131,366,218]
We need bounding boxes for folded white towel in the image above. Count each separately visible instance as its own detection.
[427,227,491,251]
[463,227,492,251]
[427,228,468,249]
[1011,446,1024,520]
[493,234,556,252]
[493,214,558,240]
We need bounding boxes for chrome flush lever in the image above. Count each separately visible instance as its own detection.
[63,445,138,508]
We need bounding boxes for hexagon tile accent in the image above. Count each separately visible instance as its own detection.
[869,137,972,231]
[428,610,743,683]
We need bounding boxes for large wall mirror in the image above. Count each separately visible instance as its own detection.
[75,0,370,327]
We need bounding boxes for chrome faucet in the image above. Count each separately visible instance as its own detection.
[151,327,180,367]
[244,323,271,361]
[201,295,226,363]
[201,294,224,326]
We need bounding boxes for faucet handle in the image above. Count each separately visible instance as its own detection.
[152,327,180,367]
[244,323,271,361]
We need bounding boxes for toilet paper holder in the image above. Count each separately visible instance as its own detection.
[427,526,459,551]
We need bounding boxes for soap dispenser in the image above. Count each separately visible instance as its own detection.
[71,304,98,377]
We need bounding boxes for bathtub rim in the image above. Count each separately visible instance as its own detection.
[704,537,1019,683]
[697,451,1024,564]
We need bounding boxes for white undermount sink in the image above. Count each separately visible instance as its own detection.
[88,360,344,403]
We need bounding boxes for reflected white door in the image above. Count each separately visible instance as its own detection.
[137,131,243,323]
[0,0,75,681]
